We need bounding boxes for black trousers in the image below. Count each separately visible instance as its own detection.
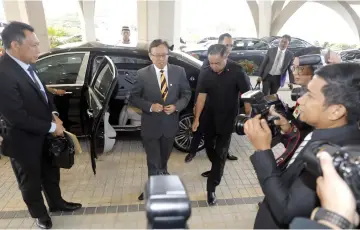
[204,127,232,192]
[142,135,175,176]
[10,153,64,218]
[262,74,281,95]
[189,112,206,155]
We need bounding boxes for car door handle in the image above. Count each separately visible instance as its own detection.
[65,92,73,94]
[87,109,93,118]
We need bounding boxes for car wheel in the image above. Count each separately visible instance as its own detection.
[174,113,205,153]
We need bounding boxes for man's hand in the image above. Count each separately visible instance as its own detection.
[293,57,300,67]
[53,115,63,125]
[56,89,66,96]
[243,114,272,151]
[164,105,176,115]
[54,123,65,137]
[192,119,199,132]
[316,151,359,226]
[269,105,292,133]
[151,103,163,113]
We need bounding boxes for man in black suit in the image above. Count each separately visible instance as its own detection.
[258,34,294,95]
[0,22,81,229]
[130,39,191,201]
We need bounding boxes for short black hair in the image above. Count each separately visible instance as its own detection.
[148,39,169,53]
[1,21,34,49]
[315,63,360,123]
[218,33,232,44]
[122,26,130,32]
[282,34,291,42]
[208,44,227,57]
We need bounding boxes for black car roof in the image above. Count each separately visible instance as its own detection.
[41,41,150,57]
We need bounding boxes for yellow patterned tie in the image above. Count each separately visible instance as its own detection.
[160,70,168,101]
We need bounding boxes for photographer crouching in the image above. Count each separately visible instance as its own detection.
[243,63,360,229]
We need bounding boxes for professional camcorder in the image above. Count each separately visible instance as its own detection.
[302,141,360,212]
[234,90,289,136]
[145,175,191,229]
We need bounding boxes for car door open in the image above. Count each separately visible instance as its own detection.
[86,56,118,174]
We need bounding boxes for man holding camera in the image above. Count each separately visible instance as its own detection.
[244,63,360,228]
[192,44,251,205]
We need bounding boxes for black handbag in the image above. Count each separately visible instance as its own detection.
[47,132,75,169]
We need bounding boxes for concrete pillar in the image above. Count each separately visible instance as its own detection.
[3,0,50,53]
[137,0,182,50]
[257,1,272,38]
[78,0,96,42]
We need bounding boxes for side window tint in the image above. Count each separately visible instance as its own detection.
[36,53,85,85]
[92,55,151,100]
[289,39,306,48]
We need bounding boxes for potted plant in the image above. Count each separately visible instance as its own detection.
[238,59,258,76]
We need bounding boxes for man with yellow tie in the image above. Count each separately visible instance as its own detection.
[130,39,191,200]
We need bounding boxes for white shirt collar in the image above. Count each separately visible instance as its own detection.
[278,47,286,53]
[6,51,30,72]
[153,64,168,73]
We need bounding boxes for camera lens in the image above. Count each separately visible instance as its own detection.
[234,114,249,135]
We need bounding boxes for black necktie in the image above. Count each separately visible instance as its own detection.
[27,66,48,102]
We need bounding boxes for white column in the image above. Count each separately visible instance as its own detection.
[258,1,272,38]
[78,0,96,42]
[137,0,182,50]
[3,0,50,53]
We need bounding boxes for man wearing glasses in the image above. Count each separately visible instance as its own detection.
[130,39,191,201]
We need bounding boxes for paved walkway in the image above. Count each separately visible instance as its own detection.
[0,132,285,229]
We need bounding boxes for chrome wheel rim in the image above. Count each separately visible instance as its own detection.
[175,115,204,151]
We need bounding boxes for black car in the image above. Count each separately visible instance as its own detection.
[35,42,204,161]
[185,36,315,75]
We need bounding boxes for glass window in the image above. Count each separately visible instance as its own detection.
[93,64,115,104]
[36,53,85,85]
[289,39,306,48]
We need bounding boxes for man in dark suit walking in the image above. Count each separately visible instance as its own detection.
[130,39,191,201]
[258,34,294,95]
[0,22,81,229]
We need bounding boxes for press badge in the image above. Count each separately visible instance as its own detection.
[293,105,300,119]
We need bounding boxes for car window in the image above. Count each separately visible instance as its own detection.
[92,55,152,100]
[289,39,306,48]
[93,64,114,104]
[36,53,85,85]
[168,55,200,91]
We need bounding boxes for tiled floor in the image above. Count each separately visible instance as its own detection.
[0,133,284,229]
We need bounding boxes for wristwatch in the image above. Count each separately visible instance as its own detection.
[312,207,355,229]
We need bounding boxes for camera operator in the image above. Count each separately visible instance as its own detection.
[290,151,359,229]
[243,63,360,229]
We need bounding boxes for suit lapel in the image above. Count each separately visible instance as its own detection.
[166,64,174,100]
[5,55,48,106]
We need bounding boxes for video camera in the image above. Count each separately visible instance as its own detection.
[234,90,289,136]
[302,141,360,212]
[145,175,191,229]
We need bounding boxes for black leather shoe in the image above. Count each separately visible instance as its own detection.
[227,154,238,161]
[185,153,196,163]
[49,202,82,212]
[138,192,144,201]
[201,170,211,177]
[36,215,52,229]
[207,192,217,206]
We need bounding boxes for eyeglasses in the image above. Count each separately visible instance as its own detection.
[150,53,169,59]
[225,44,233,48]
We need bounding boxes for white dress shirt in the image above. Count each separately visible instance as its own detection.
[6,52,57,133]
[269,47,286,76]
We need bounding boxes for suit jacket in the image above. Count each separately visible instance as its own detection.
[130,64,191,138]
[0,54,57,167]
[258,47,294,83]
[250,124,360,229]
